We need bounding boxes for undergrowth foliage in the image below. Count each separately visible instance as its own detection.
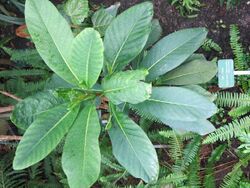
[9,0,218,187]
[229,24,250,92]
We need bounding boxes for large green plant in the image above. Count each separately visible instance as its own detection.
[11,0,217,187]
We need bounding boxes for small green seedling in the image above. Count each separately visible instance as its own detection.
[218,59,250,88]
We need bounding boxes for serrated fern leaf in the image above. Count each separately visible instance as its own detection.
[220,161,245,188]
[0,153,26,188]
[0,69,49,78]
[216,92,250,107]
[230,24,247,70]
[182,135,201,167]
[157,172,187,186]
[203,116,250,144]
[204,145,227,188]
[202,38,222,52]
[101,154,124,172]
[159,130,183,163]
[2,47,47,69]
[229,106,250,118]
[187,154,201,187]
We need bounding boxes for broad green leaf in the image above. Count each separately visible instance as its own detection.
[145,19,162,49]
[131,87,217,122]
[139,28,208,81]
[108,106,159,183]
[102,70,152,105]
[165,119,216,135]
[104,2,153,72]
[11,90,64,130]
[62,103,101,188]
[184,85,216,102]
[13,104,79,170]
[92,3,120,36]
[156,59,217,85]
[64,0,89,25]
[70,28,104,88]
[25,0,78,85]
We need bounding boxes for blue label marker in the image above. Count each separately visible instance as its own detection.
[218,59,234,88]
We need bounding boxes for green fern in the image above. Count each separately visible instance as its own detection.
[2,47,47,69]
[204,145,227,188]
[229,106,250,119]
[230,24,247,70]
[182,135,201,167]
[202,38,222,53]
[0,153,26,188]
[203,116,250,144]
[157,172,187,186]
[0,69,49,78]
[159,130,183,163]
[216,92,250,107]
[101,154,124,172]
[220,154,250,188]
[186,154,201,187]
[238,132,250,153]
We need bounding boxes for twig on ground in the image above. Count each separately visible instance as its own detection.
[0,90,22,101]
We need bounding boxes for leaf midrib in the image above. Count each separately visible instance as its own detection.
[22,109,72,161]
[32,1,80,83]
[110,8,149,71]
[147,98,206,110]
[147,31,203,71]
[85,36,93,87]
[112,106,150,179]
[161,69,208,82]
[82,106,92,177]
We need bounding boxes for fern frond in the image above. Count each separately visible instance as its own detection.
[160,130,183,163]
[203,116,250,144]
[182,135,201,167]
[0,69,49,78]
[181,132,198,141]
[23,80,47,94]
[238,132,250,153]
[157,172,187,186]
[147,130,169,144]
[204,145,227,188]
[202,38,222,52]
[0,153,27,188]
[220,169,243,188]
[229,106,250,118]
[101,154,124,172]
[99,172,126,185]
[230,24,247,70]
[219,154,250,188]
[130,104,163,124]
[186,154,201,187]
[216,92,250,107]
[2,47,47,69]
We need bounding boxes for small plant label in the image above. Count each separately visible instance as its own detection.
[218,59,250,88]
[218,59,234,88]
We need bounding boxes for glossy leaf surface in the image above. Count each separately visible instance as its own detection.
[62,103,101,188]
[139,28,208,81]
[25,0,77,84]
[70,28,104,88]
[11,90,63,130]
[102,70,152,105]
[109,106,159,183]
[13,104,79,170]
[104,2,153,72]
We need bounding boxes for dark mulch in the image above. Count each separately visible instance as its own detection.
[1,0,250,187]
[92,0,250,60]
